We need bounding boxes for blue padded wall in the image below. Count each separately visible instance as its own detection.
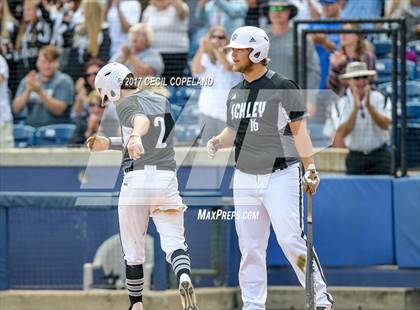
[267,176,395,266]
[394,177,420,268]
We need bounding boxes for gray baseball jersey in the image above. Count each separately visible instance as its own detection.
[116,90,176,171]
[226,70,307,174]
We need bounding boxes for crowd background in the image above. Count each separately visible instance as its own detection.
[0,0,419,175]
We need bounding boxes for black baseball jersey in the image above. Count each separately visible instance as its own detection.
[116,90,176,171]
[226,70,306,174]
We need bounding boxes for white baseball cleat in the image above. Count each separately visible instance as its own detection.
[179,274,199,310]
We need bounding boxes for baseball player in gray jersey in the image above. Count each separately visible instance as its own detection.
[87,63,199,310]
[207,26,334,310]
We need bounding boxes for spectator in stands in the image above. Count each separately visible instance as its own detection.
[72,58,104,119]
[328,23,376,97]
[341,0,382,19]
[335,62,391,175]
[195,0,248,37]
[191,25,241,143]
[107,0,141,56]
[401,0,420,42]
[267,0,320,89]
[12,45,74,128]
[385,0,410,17]
[142,0,189,79]
[72,58,120,142]
[245,0,269,28]
[0,0,17,58]
[69,93,106,145]
[0,0,18,94]
[0,54,14,148]
[111,23,164,77]
[308,0,342,90]
[290,0,321,21]
[66,0,111,80]
[41,0,81,68]
[14,0,52,87]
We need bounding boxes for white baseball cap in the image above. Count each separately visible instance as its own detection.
[94,62,132,104]
[225,26,270,64]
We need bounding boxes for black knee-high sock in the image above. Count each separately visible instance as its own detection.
[125,262,144,307]
[170,249,191,283]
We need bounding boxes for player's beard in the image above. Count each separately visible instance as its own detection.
[233,61,254,74]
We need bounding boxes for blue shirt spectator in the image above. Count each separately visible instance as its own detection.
[195,0,248,37]
[308,0,342,89]
[341,0,383,19]
[12,46,74,128]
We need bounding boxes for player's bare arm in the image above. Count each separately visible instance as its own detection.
[289,119,320,194]
[127,115,150,160]
[289,119,315,170]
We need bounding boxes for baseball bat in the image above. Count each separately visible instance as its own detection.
[305,191,315,310]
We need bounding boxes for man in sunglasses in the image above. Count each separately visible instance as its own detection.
[267,0,320,90]
[335,61,392,175]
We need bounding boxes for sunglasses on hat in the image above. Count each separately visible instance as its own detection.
[269,5,289,13]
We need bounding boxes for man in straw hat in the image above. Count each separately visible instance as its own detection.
[335,61,392,175]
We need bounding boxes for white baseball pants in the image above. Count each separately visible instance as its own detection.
[233,163,333,309]
[118,167,188,265]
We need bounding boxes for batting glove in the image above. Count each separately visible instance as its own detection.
[127,134,144,160]
[303,164,320,194]
[207,137,222,159]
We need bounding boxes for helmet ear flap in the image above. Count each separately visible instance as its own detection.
[249,49,261,63]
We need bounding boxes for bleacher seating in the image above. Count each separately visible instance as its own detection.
[376,80,420,99]
[375,58,417,84]
[373,41,392,58]
[407,40,420,58]
[407,100,420,121]
[12,125,36,148]
[33,124,76,147]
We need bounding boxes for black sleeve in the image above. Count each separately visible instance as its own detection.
[278,79,307,122]
[117,96,146,128]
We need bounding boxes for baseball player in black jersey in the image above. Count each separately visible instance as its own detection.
[87,63,199,310]
[207,26,334,310]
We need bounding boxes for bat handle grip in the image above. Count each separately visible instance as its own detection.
[307,192,313,224]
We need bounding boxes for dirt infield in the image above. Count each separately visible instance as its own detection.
[1,286,419,310]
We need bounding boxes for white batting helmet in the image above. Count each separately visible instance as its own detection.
[94,62,132,104]
[225,26,270,63]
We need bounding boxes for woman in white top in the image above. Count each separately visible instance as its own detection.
[107,0,141,57]
[142,0,189,79]
[0,55,14,148]
[191,25,242,144]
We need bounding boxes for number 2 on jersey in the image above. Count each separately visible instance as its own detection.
[154,116,167,148]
